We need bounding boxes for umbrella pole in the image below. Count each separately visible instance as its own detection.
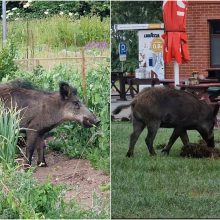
[174,61,180,89]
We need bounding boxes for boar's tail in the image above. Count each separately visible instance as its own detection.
[112,104,131,115]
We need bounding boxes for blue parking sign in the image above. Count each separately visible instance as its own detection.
[119,43,127,55]
[119,43,127,61]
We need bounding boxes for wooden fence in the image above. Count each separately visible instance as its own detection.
[14,49,109,101]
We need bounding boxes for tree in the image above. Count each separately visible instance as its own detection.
[111,1,163,71]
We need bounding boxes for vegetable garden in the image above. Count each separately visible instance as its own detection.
[0,1,110,218]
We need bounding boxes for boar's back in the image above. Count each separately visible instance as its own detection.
[132,87,214,128]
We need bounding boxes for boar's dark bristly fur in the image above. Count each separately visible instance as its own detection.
[113,87,219,157]
[0,79,99,167]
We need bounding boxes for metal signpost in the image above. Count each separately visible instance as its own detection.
[119,42,127,72]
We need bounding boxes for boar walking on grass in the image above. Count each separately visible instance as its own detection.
[113,87,219,157]
[0,80,100,166]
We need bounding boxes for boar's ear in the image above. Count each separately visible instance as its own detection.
[213,104,219,117]
[59,82,71,100]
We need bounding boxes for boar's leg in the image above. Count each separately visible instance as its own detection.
[197,128,215,148]
[180,130,190,146]
[162,127,184,155]
[126,117,145,157]
[145,122,160,155]
[26,131,38,165]
[36,138,47,167]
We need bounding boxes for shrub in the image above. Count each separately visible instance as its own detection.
[0,43,18,81]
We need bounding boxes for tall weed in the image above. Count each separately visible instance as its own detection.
[0,102,21,168]
[1,16,110,55]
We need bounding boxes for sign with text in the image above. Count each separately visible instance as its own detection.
[138,30,165,79]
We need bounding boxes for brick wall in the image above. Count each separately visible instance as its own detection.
[165,1,220,79]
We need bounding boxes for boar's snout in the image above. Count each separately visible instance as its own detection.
[82,116,100,128]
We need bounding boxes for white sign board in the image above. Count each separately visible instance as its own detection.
[138,30,165,80]
[115,23,164,31]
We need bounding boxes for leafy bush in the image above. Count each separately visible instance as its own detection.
[4,61,110,173]
[5,1,110,20]
[0,102,20,168]
[0,43,18,81]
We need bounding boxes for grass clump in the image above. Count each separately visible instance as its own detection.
[0,102,21,168]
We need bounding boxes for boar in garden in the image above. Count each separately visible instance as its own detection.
[0,80,100,166]
[113,87,219,157]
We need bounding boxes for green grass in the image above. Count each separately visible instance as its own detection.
[0,16,110,58]
[111,121,220,218]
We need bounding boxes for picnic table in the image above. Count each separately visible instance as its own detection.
[177,82,220,105]
[111,71,134,100]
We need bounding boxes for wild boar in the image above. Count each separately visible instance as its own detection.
[113,87,219,157]
[0,80,100,166]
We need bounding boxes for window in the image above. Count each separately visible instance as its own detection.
[210,20,220,67]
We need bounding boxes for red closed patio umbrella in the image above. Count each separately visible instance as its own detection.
[162,0,190,86]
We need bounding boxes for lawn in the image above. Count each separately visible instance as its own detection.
[111,121,220,218]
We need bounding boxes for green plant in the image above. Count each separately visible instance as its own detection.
[0,166,109,219]
[4,1,110,20]
[0,102,21,168]
[1,16,110,56]
[0,42,18,81]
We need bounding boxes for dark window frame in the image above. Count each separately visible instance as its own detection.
[209,19,220,68]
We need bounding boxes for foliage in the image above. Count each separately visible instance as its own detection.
[0,102,20,169]
[0,42,18,81]
[0,167,109,219]
[111,122,220,218]
[111,1,163,71]
[3,1,110,20]
[1,15,110,56]
[4,61,110,173]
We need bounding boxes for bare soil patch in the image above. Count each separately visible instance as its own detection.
[32,150,109,209]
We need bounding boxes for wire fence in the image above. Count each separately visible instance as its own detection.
[14,53,109,71]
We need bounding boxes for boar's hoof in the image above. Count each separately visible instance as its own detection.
[37,162,47,167]
[126,151,134,157]
[161,148,170,155]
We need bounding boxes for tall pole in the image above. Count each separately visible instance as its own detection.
[174,61,180,88]
[2,0,7,47]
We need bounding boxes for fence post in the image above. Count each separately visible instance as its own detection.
[81,48,87,103]
[26,20,29,71]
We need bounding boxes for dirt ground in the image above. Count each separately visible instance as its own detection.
[31,150,109,209]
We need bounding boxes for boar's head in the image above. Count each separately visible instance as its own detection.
[59,82,100,128]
